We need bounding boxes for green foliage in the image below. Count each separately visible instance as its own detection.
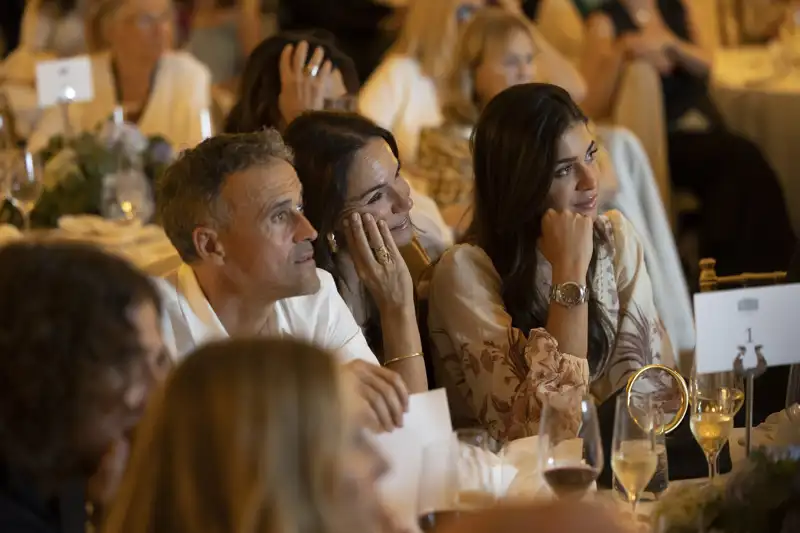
[1,130,172,228]
[655,447,800,533]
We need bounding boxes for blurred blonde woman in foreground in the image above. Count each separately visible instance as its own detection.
[103,338,396,533]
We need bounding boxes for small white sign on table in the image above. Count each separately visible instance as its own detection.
[694,283,800,374]
[35,56,94,108]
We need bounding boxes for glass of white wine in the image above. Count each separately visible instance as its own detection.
[539,393,603,500]
[6,151,43,231]
[690,386,734,481]
[611,393,658,515]
[689,361,745,418]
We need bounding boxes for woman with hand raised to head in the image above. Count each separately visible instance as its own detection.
[426,83,675,441]
[283,112,428,395]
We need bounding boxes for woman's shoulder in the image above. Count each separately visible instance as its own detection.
[158,51,212,83]
[431,243,499,290]
[597,210,643,265]
[369,53,425,84]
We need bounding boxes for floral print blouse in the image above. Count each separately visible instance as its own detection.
[426,210,675,442]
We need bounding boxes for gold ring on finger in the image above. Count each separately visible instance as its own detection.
[303,64,320,77]
[373,245,391,266]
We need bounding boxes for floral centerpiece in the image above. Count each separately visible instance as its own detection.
[1,121,173,228]
[654,446,800,533]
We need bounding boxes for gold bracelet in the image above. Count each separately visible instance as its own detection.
[383,352,424,367]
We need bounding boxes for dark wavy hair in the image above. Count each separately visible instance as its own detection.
[0,242,160,482]
[465,83,612,376]
[224,32,360,134]
[283,111,402,352]
[282,111,400,283]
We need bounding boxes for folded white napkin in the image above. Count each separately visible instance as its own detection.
[741,405,800,447]
[57,215,168,247]
[454,442,518,503]
[59,214,142,235]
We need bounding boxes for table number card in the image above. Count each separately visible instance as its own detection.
[35,56,94,108]
[694,283,800,374]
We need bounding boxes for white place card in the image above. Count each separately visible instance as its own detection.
[694,283,800,374]
[35,56,94,108]
[374,388,453,530]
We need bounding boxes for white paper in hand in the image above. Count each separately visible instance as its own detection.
[35,56,94,108]
[374,388,452,529]
[694,284,800,374]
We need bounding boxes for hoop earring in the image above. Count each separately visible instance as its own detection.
[327,232,339,254]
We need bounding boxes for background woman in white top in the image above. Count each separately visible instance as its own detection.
[27,0,212,152]
[358,0,585,161]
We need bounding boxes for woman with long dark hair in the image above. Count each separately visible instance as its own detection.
[283,112,428,394]
[427,83,673,440]
[224,32,360,134]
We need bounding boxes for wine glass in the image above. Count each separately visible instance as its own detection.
[612,392,658,515]
[452,428,502,510]
[689,361,745,418]
[690,383,735,480]
[539,392,603,500]
[417,438,460,533]
[6,152,43,231]
[115,168,153,223]
[417,429,500,532]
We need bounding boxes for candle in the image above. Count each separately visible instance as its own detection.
[200,109,213,140]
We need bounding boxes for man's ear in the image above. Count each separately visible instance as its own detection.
[192,226,225,265]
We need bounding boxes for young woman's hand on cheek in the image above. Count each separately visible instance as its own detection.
[538,209,593,283]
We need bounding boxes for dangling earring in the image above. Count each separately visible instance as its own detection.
[327,232,339,253]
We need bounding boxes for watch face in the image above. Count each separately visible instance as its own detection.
[560,283,583,305]
[554,282,586,306]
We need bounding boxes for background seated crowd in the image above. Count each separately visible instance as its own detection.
[0,0,799,532]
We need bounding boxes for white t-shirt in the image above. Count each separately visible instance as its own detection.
[154,264,378,364]
[358,54,443,162]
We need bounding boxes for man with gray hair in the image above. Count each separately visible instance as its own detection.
[155,130,408,432]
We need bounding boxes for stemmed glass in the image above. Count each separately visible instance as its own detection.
[6,151,43,231]
[690,381,735,480]
[539,393,603,500]
[689,361,745,418]
[417,429,500,532]
[115,168,153,223]
[611,393,658,514]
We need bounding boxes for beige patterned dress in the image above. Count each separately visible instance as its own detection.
[426,210,675,442]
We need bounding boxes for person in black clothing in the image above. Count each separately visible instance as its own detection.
[0,243,170,533]
[0,0,25,57]
[579,0,796,277]
[278,0,398,83]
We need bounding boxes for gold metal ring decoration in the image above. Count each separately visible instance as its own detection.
[373,246,391,266]
[304,64,320,77]
[625,364,689,435]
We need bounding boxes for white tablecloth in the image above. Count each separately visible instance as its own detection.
[0,222,182,277]
[712,46,800,234]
